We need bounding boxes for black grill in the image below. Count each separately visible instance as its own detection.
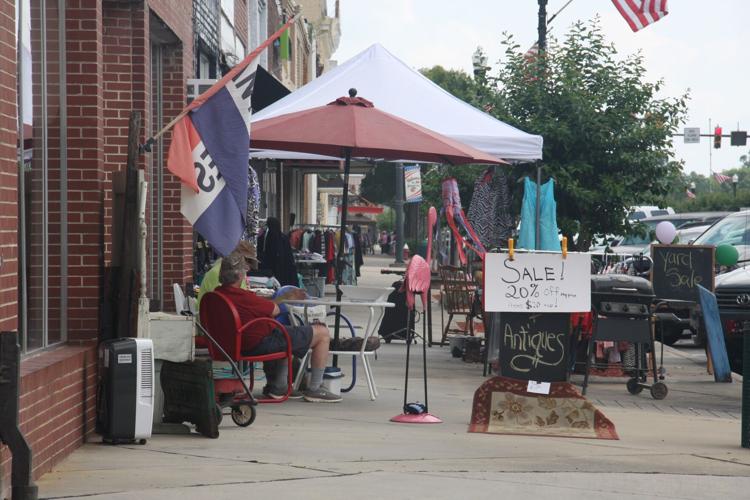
[591,275,655,317]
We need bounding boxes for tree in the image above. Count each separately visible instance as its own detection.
[487,19,688,250]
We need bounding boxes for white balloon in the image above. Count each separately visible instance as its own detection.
[655,221,677,244]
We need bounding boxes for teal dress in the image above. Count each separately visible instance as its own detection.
[518,177,561,251]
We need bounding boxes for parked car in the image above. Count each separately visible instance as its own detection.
[600,212,730,256]
[714,266,750,374]
[627,206,675,221]
[696,210,750,373]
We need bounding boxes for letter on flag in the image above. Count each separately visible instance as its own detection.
[166,19,295,256]
[612,0,668,32]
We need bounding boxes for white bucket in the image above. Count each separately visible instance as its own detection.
[306,366,344,396]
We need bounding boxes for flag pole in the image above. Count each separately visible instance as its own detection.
[139,14,299,153]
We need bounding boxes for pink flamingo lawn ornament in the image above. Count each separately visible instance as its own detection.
[391,207,442,424]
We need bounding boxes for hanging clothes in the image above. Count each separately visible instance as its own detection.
[242,165,261,243]
[467,167,514,250]
[441,177,486,264]
[325,230,336,284]
[258,217,299,286]
[518,177,561,251]
[353,230,364,277]
[302,230,313,252]
[289,228,304,250]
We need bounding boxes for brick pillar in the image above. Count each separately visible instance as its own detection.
[0,0,18,493]
[158,44,193,304]
[66,0,105,341]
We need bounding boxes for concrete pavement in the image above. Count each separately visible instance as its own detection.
[36,255,750,499]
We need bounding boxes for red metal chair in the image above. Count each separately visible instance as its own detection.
[199,290,294,407]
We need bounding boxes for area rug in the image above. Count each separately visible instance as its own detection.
[468,376,619,440]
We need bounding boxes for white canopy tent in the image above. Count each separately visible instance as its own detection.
[250,43,543,162]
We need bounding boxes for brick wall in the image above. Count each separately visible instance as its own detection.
[149,0,193,86]
[235,0,248,51]
[102,1,149,265]
[1,345,97,500]
[0,0,17,334]
[0,0,18,491]
[155,44,193,302]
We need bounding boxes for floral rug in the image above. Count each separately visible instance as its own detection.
[468,376,619,440]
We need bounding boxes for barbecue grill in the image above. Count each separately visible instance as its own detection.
[583,275,668,399]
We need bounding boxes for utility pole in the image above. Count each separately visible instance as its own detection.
[394,163,405,264]
[708,118,714,193]
[535,0,547,251]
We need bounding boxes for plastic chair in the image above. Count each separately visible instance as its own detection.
[173,283,197,316]
[438,265,478,346]
[199,290,293,404]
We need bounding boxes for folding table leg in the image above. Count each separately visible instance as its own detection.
[361,355,376,401]
[293,350,311,391]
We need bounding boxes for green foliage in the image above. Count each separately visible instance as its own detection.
[419,66,478,105]
[488,19,688,249]
[360,163,396,206]
[375,206,395,232]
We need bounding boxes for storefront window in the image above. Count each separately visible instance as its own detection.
[18,0,67,352]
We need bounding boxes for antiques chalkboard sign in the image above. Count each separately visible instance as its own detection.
[697,285,733,383]
[485,252,592,313]
[651,245,714,302]
[498,312,570,382]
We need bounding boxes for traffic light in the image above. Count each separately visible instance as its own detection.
[714,126,723,149]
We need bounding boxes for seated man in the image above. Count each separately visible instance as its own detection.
[215,253,341,403]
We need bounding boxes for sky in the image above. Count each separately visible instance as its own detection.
[330,0,750,178]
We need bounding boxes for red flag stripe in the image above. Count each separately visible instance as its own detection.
[612,0,668,32]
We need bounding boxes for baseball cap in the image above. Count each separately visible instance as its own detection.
[234,240,259,265]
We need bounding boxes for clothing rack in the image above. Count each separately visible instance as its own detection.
[290,224,351,230]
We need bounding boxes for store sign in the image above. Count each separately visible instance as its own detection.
[403,165,422,203]
[485,252,591,313]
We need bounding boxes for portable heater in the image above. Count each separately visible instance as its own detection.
[97,338,154,444]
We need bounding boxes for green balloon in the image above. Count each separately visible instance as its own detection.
[716,244,739,266]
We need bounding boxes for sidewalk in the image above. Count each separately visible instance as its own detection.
[37,255,750,499]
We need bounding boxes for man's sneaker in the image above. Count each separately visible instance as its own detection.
[263,386,304,400]
[303,387,343,403]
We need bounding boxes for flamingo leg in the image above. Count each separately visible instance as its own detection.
[402,308,413,412]
[421,295,429,412]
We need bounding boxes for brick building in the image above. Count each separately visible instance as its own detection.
[0,1,251,496]
[0,0,343,494]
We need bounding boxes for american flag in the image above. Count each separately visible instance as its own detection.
[714,173,732,184]
[686,189,696,199]
[612,0,669,32]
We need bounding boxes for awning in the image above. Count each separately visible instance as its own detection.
[337,205,384,214]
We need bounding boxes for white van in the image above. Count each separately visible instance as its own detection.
[627,206,675,221]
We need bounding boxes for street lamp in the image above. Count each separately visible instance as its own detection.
[472,47,487,78]
[732,174,739,198]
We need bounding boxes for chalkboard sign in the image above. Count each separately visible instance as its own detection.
[651,245,714,302]
[498,313,570,382]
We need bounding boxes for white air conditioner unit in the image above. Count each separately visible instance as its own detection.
[97,338,154,444]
